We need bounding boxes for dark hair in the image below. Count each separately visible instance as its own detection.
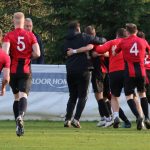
[116,28,127,38]
[137,31,145,39]
[125,23,137,34]
[68,20,80,31]
[84,25,96,36]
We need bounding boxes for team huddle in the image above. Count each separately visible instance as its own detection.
[64,21,150,130]
[0,12,150,137]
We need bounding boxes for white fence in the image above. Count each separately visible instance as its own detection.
[0,65,138,121]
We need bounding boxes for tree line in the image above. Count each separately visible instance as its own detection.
[0,0,150,64]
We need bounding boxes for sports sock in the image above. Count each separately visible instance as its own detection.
[18,97,27,117]
[127,99,139,119]
[141,97,149,119]
[97,100,104,117]
[119,107,130,123]
[105,100,112,115]
[97,99,110,118]
[113,112,119,119]
[13,101,19,120]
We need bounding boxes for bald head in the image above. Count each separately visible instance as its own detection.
[24,18,33,32]
[13,12,25,28]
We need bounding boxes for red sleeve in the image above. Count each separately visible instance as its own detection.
[0,50,10,68]
[3,33,10,43]
[95,41,111,53]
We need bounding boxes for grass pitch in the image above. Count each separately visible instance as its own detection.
[0,120,150,150]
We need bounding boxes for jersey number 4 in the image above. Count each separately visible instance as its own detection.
[130,42,139,56]
[17,36,25,51]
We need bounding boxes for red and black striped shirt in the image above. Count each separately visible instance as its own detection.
[3,28,37,74]
[116,35,150,77]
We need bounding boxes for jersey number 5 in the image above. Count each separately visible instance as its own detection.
[130,42,139,56]
[17,36,25,51]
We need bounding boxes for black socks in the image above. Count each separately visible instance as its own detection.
[18,97,27,117]
[141,97,149,119]
[13,101,19,120]
[119,107,130,123]
[127,99,139,119]
[97,99,110,118]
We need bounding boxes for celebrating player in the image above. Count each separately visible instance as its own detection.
[114,23,150,130]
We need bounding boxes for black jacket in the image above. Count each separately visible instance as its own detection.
[32,32,44,64]
[64,31,101,74]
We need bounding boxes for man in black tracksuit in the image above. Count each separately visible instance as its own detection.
[64,21,100,128]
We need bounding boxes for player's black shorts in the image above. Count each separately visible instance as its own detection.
[9,73,32,95]
[124,76,146,96]
[109,70,124,97]
[91,70,105,93]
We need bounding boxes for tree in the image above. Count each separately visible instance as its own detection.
[0,0,149,63]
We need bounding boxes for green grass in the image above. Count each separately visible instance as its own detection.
[0,121,150,150]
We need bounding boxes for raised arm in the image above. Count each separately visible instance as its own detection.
[95,41,111,54]
[67,44,94,56]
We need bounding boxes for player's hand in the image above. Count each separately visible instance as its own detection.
[92,51,100,57]
[67,48,74,56]
[0,87,6,96]
[112,45,117,56]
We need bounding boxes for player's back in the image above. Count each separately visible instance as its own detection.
[121,35,147,63]
[6,28,35,59]
[3,28,37,74]
[108,38,124,72]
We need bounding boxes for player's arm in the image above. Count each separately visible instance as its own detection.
[0,55,10,96]
[2,42,10,54]
[67,44,94,56]
[1,68,10,96]
[95,41,111,54]
[92,51,109,58]
[32,43,41,58]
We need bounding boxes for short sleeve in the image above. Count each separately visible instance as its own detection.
[3,33,10,43]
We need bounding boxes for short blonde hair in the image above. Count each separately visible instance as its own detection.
[13,12,25,24]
